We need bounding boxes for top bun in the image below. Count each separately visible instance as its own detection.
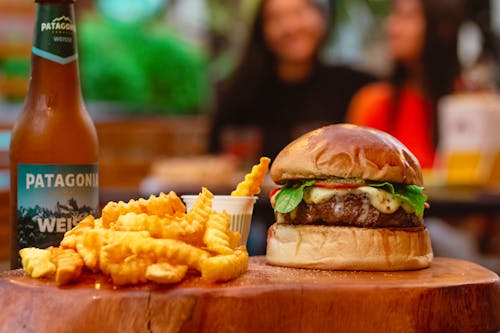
[270,124,423,186]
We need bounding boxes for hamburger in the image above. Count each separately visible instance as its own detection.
[266,124,433,271]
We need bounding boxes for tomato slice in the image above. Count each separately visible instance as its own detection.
[313,182,363,189]
[269,187,281,199]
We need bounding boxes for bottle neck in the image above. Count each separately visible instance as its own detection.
[27,2,82,101]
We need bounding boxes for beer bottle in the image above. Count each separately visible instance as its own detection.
[9,0,99,268]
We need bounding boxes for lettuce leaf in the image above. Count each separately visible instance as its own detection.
[273,179,427,216]
[368,182,427,216]
[274,180,315,213]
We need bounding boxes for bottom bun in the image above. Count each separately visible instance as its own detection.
[266,224,433,271]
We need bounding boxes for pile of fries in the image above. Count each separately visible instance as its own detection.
[20,157,271,286]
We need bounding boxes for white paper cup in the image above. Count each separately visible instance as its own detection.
[181,195,257,246]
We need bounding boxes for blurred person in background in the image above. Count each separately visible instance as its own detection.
[347,0,500,272]
[209,0,375,161]
[347,0,465,170]
[209,0,375,256]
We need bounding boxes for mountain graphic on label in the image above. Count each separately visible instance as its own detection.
[52,16,73,24]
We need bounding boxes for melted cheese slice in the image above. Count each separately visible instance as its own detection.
[303,186,415,214]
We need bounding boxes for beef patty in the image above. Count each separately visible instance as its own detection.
[278,193,423,228]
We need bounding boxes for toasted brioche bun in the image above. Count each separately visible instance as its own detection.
[266,224,433,271]
[270,124,423,186]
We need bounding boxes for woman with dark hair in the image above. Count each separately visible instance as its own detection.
[210,0,375,161]
[348,0,465,169]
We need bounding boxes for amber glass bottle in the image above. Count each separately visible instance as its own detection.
[9,0,99,268]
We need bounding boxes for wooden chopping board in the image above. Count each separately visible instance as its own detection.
[0,257,499,333]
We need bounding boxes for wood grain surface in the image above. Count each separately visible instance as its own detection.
[0,257,498,333]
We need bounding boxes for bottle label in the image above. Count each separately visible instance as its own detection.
[16,164,99,252]
[32,5,77,65]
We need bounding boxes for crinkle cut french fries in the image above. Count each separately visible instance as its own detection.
[20,188,248,285]
[231,157,271,196]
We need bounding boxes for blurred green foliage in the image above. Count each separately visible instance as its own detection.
[362,0,391,19]
[335,0,391,23]
[78,17,209,114]
[0,58,30,77]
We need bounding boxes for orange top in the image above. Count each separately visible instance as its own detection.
[348,83,435,169]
